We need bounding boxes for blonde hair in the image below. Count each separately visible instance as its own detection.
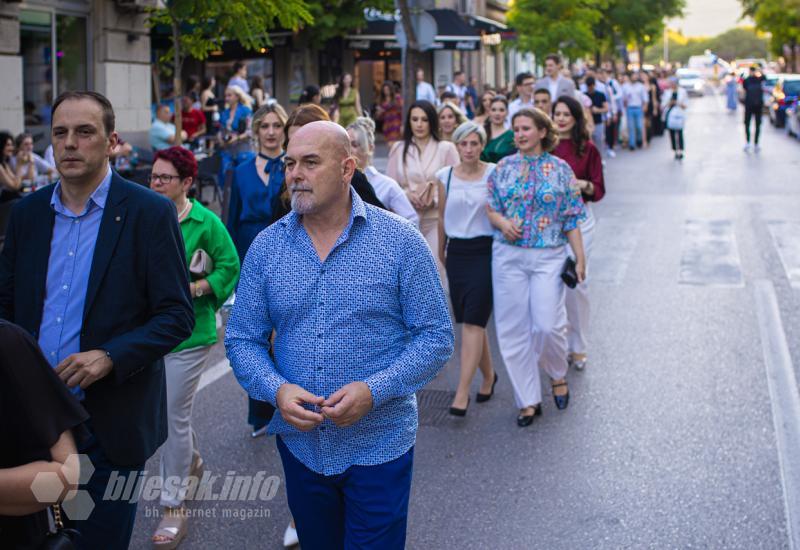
[437,102,468,132]
[346,117,376,157]
[226,85,253,109]
[511,107,560,153]
[252,101,289,149]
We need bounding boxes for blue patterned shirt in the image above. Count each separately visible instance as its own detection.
[488,152,586,248]
[225,189,454,475]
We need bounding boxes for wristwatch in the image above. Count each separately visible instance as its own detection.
[195,284,204,298]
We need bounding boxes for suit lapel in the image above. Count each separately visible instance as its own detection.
[30,191,56,327]
[83,174,128,322]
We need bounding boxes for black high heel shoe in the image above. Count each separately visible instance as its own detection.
[476,372,498,403]
[516,404,542,427]
[552,381,570,410]
[449,397,470,417]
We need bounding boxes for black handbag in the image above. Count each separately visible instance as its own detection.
[561,257,578,289]
[39,504,79,550]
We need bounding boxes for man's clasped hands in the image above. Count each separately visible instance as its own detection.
[276,381,374,431]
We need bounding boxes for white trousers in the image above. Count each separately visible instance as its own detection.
[159,345,211,507]
[492,242,569,408]
[566,206,596,355]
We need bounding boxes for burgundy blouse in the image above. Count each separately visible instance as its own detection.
[552,137,605,203]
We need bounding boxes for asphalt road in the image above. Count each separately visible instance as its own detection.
[129,91,800,549]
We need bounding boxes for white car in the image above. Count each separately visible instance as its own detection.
[676,69,705,96]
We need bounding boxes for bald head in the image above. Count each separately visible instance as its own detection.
[291,121,351,161]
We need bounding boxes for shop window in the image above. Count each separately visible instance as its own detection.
[19,9,88,149]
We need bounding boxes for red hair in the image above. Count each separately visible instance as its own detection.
[154,146,198,180]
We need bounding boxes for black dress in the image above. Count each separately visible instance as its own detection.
[0,320,89,549]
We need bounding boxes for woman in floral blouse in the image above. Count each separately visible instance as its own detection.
[486,107,586,427]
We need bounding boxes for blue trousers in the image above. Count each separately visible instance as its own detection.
[64,427,145,550]
[277,436,414,550]
[626,106,644,148]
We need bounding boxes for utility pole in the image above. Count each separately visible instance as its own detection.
[397,0,421,114]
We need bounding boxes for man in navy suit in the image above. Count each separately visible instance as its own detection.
[0,91,194,548]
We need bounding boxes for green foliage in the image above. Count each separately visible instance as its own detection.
[508,0,606,59]
[301,0,394,47]
[741,0,800,58]
[609,0,685,51]
[148,0,313,66]
[644,27,770,64]
[508,0,685,61]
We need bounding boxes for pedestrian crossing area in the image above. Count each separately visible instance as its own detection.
[590,215,800,288]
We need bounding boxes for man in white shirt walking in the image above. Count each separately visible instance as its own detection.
[535,54,576,102]
[507,72,535,125]
[621,72,649,150]
[445,71,470,113]
[416,68,438,105]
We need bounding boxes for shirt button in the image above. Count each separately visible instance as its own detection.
[50,351,55,357]
[62,285,68,290]
[56,317,62,323]
[73,219,78,224]
[317,367,322,371]
[68,251,74,256]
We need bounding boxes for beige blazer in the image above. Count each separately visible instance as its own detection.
[387,138,459,221]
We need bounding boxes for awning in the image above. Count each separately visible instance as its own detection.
[346,8,481,52]
[467,14,507,34]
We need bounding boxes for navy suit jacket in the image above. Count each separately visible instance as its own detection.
[0,172,194,467]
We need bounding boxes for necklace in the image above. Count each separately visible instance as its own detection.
[177,199,191,221]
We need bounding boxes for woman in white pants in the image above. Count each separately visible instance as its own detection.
[552,96,606,371]
[149,147,240,548]
[487,107,586,427]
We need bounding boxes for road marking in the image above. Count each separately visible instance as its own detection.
[754,279,800,550]
[590,217,642,284]
[679,219,744,287]
[198,357,232,392]
[767,221,800,288]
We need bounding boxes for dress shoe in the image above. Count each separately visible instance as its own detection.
[516,404,542,427]
[449,397,470,417]
[552,381,570,410]
[476,372,499,403]
[251,425,268,438]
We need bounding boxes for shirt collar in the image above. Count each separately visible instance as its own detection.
[364,166,378,178]
[183,198,205,224]
[50,164,113,216]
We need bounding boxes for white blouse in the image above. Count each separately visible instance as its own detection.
[436,163,495,239]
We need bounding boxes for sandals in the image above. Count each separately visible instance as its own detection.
[152,507,188,549]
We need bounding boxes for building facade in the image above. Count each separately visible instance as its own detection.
[0,0,153,147]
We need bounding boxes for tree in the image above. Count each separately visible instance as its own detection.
[303,0,393,47]
[609,0,686,67]
[741,0,800,71]
[148,0,313,144]
[643,27,770,65]
[508,0,606,61]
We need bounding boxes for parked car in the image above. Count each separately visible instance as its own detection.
[786,98,800,139]
[768,75,800,128]
[676,68,705,96]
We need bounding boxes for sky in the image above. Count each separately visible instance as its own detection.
[670,0,753,37]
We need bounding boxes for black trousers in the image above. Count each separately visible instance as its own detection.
[605,116,618,150]
[744,105,763,144]
[669,129,684,151]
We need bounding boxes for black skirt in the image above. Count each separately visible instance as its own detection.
[445,236,493,327]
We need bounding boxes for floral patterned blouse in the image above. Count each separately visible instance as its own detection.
[487,151,586,248]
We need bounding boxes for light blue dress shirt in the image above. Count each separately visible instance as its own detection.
[38,166,112,400]
[225,190,454,475]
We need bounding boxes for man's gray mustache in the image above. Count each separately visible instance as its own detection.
[289,185,312,192]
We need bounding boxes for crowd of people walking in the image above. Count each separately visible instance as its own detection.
[0,52,732,550]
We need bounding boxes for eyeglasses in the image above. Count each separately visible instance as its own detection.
[148,173,181,184]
